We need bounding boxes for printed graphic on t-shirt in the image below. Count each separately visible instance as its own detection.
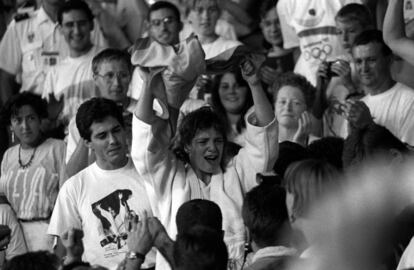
[91,189,134,253]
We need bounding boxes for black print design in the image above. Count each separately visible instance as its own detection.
[91,189,134,249]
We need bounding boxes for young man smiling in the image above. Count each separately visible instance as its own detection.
[43,0,106,128]
[48,98,155,270]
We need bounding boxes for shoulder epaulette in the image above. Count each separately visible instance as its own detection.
[14,13,30,22]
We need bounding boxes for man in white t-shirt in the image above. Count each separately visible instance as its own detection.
[351,29,414,145]
[65,49,134,178]
[48,98,154,270]
[0,0,107,104]
[277,0,361,86]
[43,0,105,127]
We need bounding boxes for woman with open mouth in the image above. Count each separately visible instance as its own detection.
[131,56,278,269]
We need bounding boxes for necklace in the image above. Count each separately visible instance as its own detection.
[18,145,37,169]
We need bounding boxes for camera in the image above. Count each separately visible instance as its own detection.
[326,60,341,77]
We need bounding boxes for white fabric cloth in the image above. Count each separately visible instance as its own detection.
[0,138,67,220]
[0,7,107,95]
[48,159,155,270]
[131,110,279,270]
[361,82,414,145]
[397,235,414,270]
[250,246,297,264]
[201,36,242,60]
[43,45,104,123]
[276,0,361,86]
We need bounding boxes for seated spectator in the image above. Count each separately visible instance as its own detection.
[43,0,105,129]
[65,48,133,177]
[211,69,253,146]
[315,3,374,138]
[258,0,294,86]
[351,30,414,145]
[0,93,67,251]
[270,73,317,146]
[131,58,277,270]
[283,159,341,257]
[48,98,155,270]
[242,184,297,270]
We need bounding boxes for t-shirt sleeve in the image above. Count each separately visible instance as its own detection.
[0,204,27,259]
[399,99,414,146]
[0,21,22,75]
[47,179,82,237]
[232,109,279,192]
[277,0,300,49]
[66,118,80,163]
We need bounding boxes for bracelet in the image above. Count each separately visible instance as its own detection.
[126,251,145,261]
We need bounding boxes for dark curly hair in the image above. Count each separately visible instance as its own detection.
[270,72,315,109]
[171,107,227,164]
[211,70,253,135]
[76,97,124,141]
[0,92,48,126]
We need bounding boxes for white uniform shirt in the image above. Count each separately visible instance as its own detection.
[0,7,107,95]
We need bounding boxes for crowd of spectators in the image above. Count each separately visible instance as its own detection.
[1,0,414,270]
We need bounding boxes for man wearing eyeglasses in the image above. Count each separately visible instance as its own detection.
[42,0,106,132]
[65,49,134,177]
[129,1,183,101]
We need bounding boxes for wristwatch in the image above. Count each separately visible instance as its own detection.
[127,251,146,261]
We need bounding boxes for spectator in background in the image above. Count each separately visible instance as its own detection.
[211,69,253,146]
[0,0,107,105]
[270,73,317,146]
[276,0,362,86]
[283,159,341,257]
[42,0,106,132]
[65,49,133,177]
[351,30,414,146]
[242,184,297,270]
[129,1,183,102]
[0,93,67,251]
[259,0,294,86]
[315,3,374,138]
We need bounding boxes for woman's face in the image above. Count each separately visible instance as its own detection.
[218,73,249,114]
[275,86,307,128]
[10,105,42,148]
[261,8,283,46]
[186,127,224,175]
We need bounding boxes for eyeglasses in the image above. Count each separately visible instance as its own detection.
[95,71,131,83]
[150,16,177,27]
